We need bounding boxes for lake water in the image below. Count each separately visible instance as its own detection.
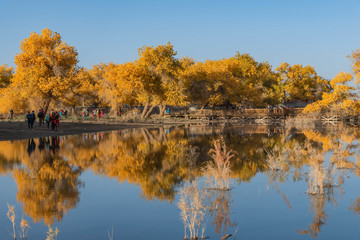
[1,124,360,239]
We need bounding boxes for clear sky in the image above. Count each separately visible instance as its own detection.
[0,0,359,79]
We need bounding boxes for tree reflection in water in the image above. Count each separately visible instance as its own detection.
[14,136,82,226]
[298,131,349,238]
[0,136,83,226]
[2,125,360,237]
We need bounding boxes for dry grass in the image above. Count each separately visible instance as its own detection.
[308,161,326,195]
[177,181,208,240]
[204,138,236,236]
[184,146,200,174]
[307,152,339,195]
[7,204,16,239]
[204,138,235,191]
[266,145,286,172]
[265,145,289,184]
[45,226,59,240]
[6,204,30,240]
[20,217,30,240]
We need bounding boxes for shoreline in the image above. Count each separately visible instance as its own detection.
[0,120,181,141]
[0,117,351,141]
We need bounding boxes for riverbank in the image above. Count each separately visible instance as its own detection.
[0,120,177,141]
[0,116,349,141]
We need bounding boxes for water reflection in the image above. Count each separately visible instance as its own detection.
[205,139,235,237]
[178,138,236,239]
[0,125,360,238]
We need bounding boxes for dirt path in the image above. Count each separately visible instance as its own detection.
[0,121,174,141]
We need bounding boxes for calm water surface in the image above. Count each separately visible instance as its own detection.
[1,124,360,239]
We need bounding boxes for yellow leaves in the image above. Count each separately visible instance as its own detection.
[276,62,329,102]
[0,64,13,88]
[9,28,79,111]
[303,130,333,152]
[349,49,360,82]
[303,72,359,114]
[330,71,354,86]
[182,53,279,107]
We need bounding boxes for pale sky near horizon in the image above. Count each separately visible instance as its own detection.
[0,0,359,79]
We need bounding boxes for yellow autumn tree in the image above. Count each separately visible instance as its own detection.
[97,62,145,114]
[55,67,100,114]
[12,28,78,113]
[182,53,281,108]
[349,49,360,82]
[276,63,330,102]
[0,64,13,88]
[225,53,280,107]
[137,42,185,117]
[304,72,360,114]
[0,64,25,114]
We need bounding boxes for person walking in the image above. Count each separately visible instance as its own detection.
[55,111,60,129]
[50,113,56,131]
[30,111,36,129]
[26,111,32,129]
[9,109,13,120]
[45,113,50,128]
[38,109,45,126]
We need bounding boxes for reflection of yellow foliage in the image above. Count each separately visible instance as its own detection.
[303,130,356,170]
[303,130,333,152]
[349,197,360,216]
[12,153,81,226]
[2,125,360,228]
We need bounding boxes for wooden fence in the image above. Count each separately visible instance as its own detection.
[183,108,304,120]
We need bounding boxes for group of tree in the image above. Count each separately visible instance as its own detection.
[304,49,360,115]
[3,28,359,118]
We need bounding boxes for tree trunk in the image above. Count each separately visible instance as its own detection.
[159,103,166,117]
[201,102,209,110]
[71,106,76,117]
[141,102,150,118]
[141,128,150,144]
[225,100,230,109]
[44,99,51,115]
[111,103,119,117]
[144,105,156,118]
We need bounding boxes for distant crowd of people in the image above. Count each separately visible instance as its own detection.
[82,108,104,119]
[25,108,67,131]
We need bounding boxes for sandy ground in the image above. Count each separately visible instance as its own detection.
[0,120,167,141]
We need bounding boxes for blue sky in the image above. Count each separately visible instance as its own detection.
[0,0,359,79]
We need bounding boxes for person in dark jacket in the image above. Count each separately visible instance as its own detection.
[26,111,36,129]
[38,109,45,126]
[26,111,32,129]
[30,111,36,129]
[50,113,57,131]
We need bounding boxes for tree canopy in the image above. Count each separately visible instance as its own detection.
[2,28,355,117]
